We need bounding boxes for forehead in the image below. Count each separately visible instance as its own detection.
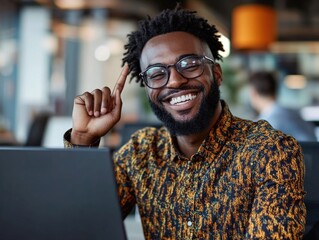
[140,31,207,69]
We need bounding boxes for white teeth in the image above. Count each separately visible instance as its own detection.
[170,93,196,105]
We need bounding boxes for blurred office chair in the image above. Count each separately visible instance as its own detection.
[300,141,319,239]
[304,221,319,240]
[25,112,51,146]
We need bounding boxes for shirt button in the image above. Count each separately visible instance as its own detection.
[187,221,192,227]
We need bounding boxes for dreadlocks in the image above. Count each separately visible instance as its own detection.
[122,5,224,87]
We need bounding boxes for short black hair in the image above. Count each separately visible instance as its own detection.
[122,5,224,87]
[249,71,278,97]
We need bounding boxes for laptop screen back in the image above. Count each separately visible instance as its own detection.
[0,147,127,240]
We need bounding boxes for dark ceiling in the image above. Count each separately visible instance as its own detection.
[199,0,319,41]
[7,0,319,41]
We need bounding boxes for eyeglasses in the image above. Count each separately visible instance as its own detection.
[139,55,215,89]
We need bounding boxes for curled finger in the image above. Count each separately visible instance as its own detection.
[90,89,103,117]
[101,87,112,114]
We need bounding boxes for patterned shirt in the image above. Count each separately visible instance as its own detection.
[65,102,306,239]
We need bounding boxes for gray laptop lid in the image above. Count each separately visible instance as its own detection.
[0,147,127,240]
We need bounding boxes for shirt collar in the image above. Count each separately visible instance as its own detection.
[199,100,233,156]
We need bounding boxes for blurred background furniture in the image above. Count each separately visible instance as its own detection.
[300,141,319,236]
[24,112,51,146]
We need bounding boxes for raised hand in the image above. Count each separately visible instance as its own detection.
[70,64,129,145]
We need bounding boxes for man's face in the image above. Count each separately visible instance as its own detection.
[139,31,222,136]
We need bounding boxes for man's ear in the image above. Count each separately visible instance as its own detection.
[213,63,223,86]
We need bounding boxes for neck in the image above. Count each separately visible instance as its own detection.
[175,101,222,159]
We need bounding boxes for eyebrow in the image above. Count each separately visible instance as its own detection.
[176,53,198,61]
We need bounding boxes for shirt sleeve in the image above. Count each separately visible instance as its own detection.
[246,136,306,239]
[63,128,100,148]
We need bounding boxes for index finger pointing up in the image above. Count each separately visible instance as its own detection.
[112,63,130,96]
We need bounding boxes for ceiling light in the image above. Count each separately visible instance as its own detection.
[232,4,276,50]
[284,74,307,89]
[94,38,124,62]
[94,45,111,62]
[54,0,86,9]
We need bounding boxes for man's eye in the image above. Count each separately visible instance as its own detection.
[148,71,166,81]
[181,63,201,72]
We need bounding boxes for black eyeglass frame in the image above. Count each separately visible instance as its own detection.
[139,55,215,89]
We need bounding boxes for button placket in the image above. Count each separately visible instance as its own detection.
[185,160,198,239]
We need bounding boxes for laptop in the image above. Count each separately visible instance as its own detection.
[0,147,127,240]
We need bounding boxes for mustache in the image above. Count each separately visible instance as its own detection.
[158,85,204,102]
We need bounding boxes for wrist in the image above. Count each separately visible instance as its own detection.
[70,130,99,146]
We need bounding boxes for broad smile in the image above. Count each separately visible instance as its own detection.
[158,89,202,117]
[169,93,197,105]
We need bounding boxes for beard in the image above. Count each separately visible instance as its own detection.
[148,80,220,136]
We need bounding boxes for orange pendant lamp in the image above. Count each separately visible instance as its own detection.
[232,4,277,51]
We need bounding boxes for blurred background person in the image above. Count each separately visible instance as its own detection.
[248,71,317,142]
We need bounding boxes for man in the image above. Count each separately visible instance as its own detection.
[64,6,306,239]
[249,71,317,142]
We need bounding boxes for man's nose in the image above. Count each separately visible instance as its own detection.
[166,67,188,88]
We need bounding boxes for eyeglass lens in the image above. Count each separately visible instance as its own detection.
[143,56,207,89]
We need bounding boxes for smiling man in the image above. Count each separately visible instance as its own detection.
[64,5,306,239]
